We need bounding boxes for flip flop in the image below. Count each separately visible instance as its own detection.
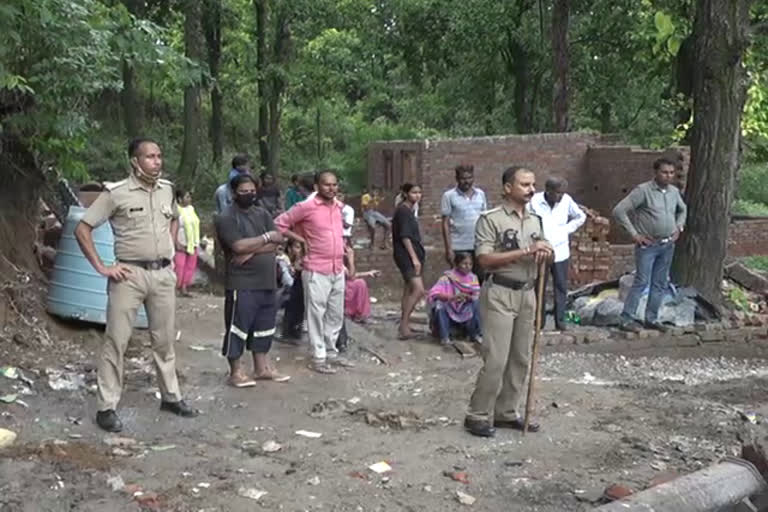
[398,333,425,341]
[255,373,291,383]
[228,376,257,388]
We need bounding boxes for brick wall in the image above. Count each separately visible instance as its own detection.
[728,217,768,258]
[359,133,765,292]
[585,145,689,242]
[352,216,768,293]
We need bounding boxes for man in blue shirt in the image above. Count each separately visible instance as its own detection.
[214,154,252,214]
[441,164,488,278]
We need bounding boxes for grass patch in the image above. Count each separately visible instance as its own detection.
[743,256,768,273]
[732,199,768,216]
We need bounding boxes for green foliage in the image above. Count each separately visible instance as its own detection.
[737,163,768,206]
[743,256,768,273]
[1,0,766,203]
[732,199,768,217]
[728,285,751,312]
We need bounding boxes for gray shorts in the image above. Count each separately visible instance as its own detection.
[364,210,390,229]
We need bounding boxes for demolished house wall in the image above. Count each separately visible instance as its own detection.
[358,133,767,289]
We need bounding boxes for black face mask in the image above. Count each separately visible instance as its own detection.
[234,192,257,208]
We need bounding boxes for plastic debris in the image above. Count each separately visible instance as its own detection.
[262,440,282,453]
[0,394,18,404]
[104,436,138,447]
[188,345,208,351]
[238,487,268,501]
[107,475,125,492]
[0,366,19,380]
[0,428,17,448]
[456,490,476,506]
[197,482,211,489]
[368,461,392,474]
[47,370,85,391]
[150,444,176,452]
[295,430,322,439]
[307,476,320,486]
[444,470,470,484]
[740,410,758,424]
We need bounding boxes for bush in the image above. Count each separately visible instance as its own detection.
[732,199,768,216]
[743,256,768,273]
[738,163,768,206]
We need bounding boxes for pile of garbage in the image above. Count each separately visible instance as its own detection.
[568,275,719,328]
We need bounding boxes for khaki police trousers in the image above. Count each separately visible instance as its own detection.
[98,265,182,411]
[467,283,536,423]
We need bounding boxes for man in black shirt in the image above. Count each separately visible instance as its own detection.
[214,174,290,387]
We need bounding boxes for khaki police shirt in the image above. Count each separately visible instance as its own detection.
[81,174,178,261]
[474,203,544,282]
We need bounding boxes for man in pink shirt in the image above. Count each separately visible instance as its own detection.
[275,170,354,374]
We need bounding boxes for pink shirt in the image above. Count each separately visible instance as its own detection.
[275,196,345,275]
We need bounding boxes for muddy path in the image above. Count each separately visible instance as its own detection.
[1,295,766,511]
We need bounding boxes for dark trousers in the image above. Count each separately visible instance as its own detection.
[542,259,569,327]
[433,301,481,341]
[282,274,304,338]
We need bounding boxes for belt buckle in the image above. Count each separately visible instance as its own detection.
[148,261,160,270]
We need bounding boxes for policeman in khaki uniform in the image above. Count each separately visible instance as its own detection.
[75,137,198,433]
[464,166,553,438]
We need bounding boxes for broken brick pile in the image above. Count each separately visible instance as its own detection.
[568,209,611,285]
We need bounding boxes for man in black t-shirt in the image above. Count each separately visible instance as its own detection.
[214,174,290,387]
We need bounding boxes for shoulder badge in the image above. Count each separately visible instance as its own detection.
[480,206,502,217]
[104,179,128,192]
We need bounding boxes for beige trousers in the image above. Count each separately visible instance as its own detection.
[98,265,182,411]
[467,284,536,423]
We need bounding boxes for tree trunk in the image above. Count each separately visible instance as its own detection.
[178,1,205,180]
[510,41,534,134]
[265,5,291,176]
[120,59,143,138]
[671,0,753,305]
[255,0,269,174]
[204,0,223,166]
[551,0,570,132]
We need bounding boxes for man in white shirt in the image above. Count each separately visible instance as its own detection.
[337,190,355,246]
[529,177,586,331]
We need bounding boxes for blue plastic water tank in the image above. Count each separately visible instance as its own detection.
[47,206,149,328]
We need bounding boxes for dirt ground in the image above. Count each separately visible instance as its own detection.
[2,294,768,512]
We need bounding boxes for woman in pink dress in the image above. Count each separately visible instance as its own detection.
[174,189,200,296]
[344,246,380,323]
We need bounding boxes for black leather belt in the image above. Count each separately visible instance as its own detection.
[490,274,534,290]
[120,258,171,270]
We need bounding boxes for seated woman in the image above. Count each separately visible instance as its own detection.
[428,252,482,346]
[344,246,380,323]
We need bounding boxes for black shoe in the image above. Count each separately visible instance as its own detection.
[160,400,198,418]
[619,320,642,333]
[495,418,541,433]
[464,418,496,438]
[644,321,669,333]
[96,409,123,433]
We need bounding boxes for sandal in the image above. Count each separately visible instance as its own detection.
[228,374,257,388]
[308,363,337,374]
[255,372,291,383]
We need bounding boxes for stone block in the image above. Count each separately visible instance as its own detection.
[726,328,752,343]
[726,262,768,294]
[672,334,700,347]
[699,330,725,343]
